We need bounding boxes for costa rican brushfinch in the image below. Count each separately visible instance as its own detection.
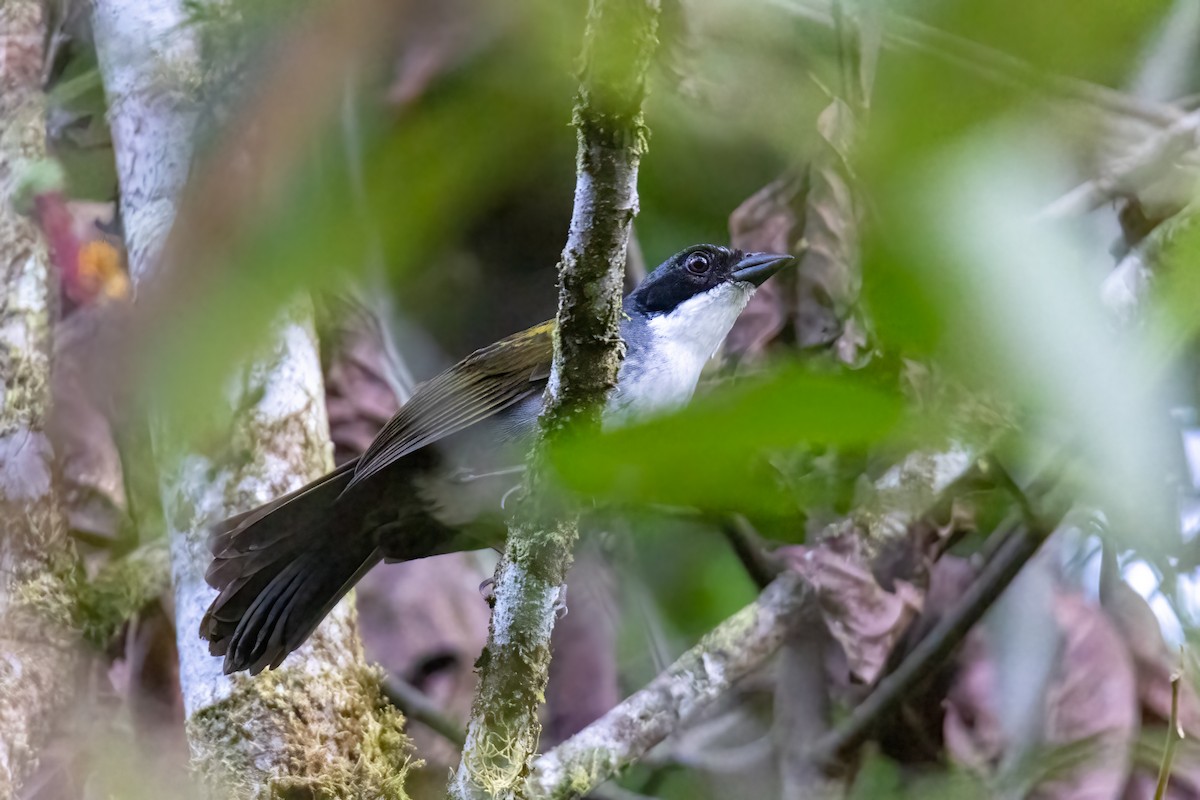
[200,244,794,674]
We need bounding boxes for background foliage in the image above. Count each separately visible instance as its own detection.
[23,0,1200,797]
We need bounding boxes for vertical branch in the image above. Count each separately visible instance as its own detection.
[90,1,409,796]
[450,1,661,797]
[776,626,837,800]
[0,3,80,794]
[88,0,201,286]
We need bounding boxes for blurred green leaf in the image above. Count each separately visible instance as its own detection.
[148,58,561,439]
[850,752,989,800]
[922,0,1171,86]
[629,514,759,641]
[549,366,902,514]
[1150,211,1200,361]
[861,232,947,357]
[861,0,1171,190]
[873,127,1178,549]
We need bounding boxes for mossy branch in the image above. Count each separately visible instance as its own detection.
[449,2,662,798]
[526,573,815,800]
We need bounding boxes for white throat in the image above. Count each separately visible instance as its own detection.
[606,281,755,424]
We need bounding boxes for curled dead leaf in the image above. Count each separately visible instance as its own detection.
[778,533,923,685]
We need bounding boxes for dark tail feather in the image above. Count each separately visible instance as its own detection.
[200,458,380,674]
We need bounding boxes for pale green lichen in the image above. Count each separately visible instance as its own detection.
[12,552,79,633]
[0,9,84,792]
[461,720,527,797]
[8,486,79,639]
[0,323,53,436]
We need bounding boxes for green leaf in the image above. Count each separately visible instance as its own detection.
[548,367,902,514]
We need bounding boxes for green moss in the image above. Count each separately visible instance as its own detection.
[8,158,66,215]
[553,750,613,800]
[13,549,79,631]
[0,347,52,436]
[188,663,414,800]
[14,538,169,650]
[74,542,171,646]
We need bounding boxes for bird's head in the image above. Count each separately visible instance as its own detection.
[625,244,794,345]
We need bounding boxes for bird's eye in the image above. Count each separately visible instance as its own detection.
[685,252,711,275]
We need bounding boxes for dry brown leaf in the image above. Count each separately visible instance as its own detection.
[725,101,867,364]
[1030,591,1139,800]
[1102,576,1200,734]
[321,294,408,466]
[778,534,923,685]
[803,100,866,363]
[945,589,1140,799]
[48,307,128,544]
[726,173,807,361]
[877,555,978,763]
[1101,574,1200,799]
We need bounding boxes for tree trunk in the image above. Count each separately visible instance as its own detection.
[90,1,410,795]
[0,2,81,794]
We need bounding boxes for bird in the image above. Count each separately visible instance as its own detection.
[200,244,794,674]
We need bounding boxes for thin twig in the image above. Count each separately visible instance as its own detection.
[383,676,466,749]
[808,512,1061,765]
[771,0,1181,128]
[720,515,785,589]
[527,572,816,800]
[1154,660,1185,800]
[984,456,1039,529]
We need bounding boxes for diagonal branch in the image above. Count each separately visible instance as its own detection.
[1039,107,1200,219]
[449,2,661,797]
[385,675,468,750]
[528,438,997,798]
[772,0,1182,128]
[526,573,816,800]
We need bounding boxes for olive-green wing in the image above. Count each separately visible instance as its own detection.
[345,320,555,491]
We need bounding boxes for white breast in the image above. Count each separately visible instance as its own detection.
[606,281,754,424]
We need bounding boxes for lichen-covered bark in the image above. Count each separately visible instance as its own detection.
[0,2,80,794]
[90,1,410,795]
[1101,207,1198,322]
[89,0,202,286]
[853,444,976,544]
[449,2,660,798]
[159,306,410,798]
[525,573,814,800]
